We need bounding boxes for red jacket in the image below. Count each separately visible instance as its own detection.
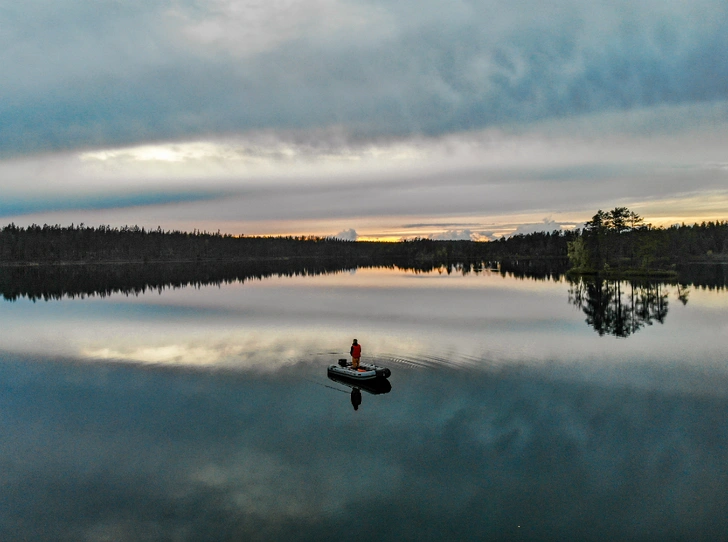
[350,344,361,358]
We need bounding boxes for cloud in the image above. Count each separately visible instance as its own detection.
[428,229,497,241]
[4,101,726,192]
[3,2,728,237]
[510,218,564,236]
[1,0,727,156]
[403,222,479,229]
[333,228,358,241]
[429,229,477,241]
[476,231,498,241]
[0,189,227,217]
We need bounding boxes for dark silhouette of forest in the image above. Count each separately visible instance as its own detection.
[0,223,574,266]
[1,222,726,341]
[0,223,579,300]
[565,214,728,335]
[567,208,728,274]
[0,220,727,304]
[2,214,726,274]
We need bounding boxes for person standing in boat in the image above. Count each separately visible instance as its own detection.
[350,339,362,369]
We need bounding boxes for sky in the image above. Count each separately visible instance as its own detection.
[2,0,727,240]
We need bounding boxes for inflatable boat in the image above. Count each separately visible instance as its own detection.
[327,358,391,382]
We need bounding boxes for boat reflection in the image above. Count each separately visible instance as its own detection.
[327,372,392,411]
[327,372,392,395]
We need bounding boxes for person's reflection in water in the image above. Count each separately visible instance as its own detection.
[351,387,362,411]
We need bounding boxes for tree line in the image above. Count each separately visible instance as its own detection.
[567,208,728,274]
[1,214,726,274]
[0,222,571,267]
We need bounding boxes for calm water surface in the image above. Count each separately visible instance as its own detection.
[1,267,727,540]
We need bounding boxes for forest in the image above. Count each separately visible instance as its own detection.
[0,211,727,276]
[566,208,728,274]
[0,222,576,266]
[0,222,575,268]
[1,219,726,302]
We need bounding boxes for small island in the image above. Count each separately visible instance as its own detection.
[565,208,728,278]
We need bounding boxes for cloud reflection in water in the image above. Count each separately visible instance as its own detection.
[0,268,727,386]
[1,355,727,541]
[2,267,728,539]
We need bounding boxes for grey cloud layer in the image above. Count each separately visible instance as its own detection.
[2,0,727,156]
[101,164,728,222]
[6,159,724,233]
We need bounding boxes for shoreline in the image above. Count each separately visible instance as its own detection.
[566,268,680,279]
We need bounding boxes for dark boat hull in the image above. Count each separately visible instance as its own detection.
[327,372,392,395]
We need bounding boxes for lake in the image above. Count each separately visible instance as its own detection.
[1,265,728,541]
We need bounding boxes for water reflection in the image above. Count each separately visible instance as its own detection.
[676,283,690,305]
[0,261,359,301]
[351,388,361,410]
[2,262,728,539]
[0,259,572,302]
[3,355,728,541]
[2,263,728,379]
[568,278,671,337]
[2,261,725,309]
[327,372,392,412]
